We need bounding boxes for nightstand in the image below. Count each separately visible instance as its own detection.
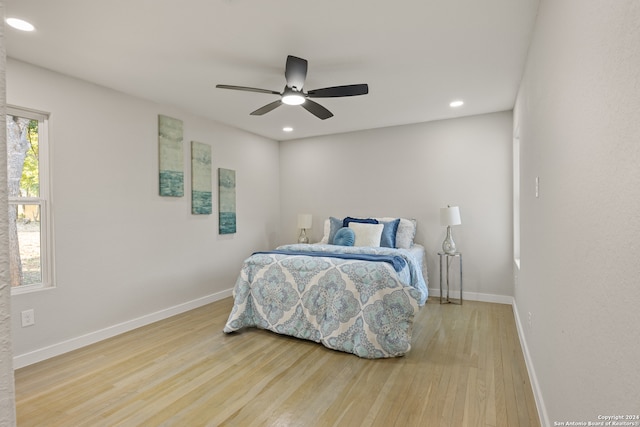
[438,252,463,304]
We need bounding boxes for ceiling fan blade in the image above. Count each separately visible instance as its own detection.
[216,84,280,95]
[307,84,369,98]
[285,55,308,90]
[250,100,283,116]
[301,99,333,120]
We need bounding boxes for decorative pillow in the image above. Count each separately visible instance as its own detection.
[333,227,355,246]
[396,218,417,249]
[343,216,379,228]
[320,217,344,244]
[348,222,384,247]
[328,217,343,244]
[377,217,417,249]
[379,218,401,248]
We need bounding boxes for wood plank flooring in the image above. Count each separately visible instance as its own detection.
[15,297,540,427]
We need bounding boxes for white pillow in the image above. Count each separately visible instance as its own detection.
[320,218,331,243]
[348,222,384,247]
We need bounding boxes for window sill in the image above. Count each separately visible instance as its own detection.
[11,284,55,296]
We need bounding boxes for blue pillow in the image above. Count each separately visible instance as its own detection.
[333,227,355,246]
[380,218,401,248]
[343,216,379,228]
[327,217,343,244]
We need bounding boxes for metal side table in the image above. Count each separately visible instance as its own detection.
[438,252,463,304]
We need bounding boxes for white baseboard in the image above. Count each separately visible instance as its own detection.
[428,287,513,305]
[13,288,233,369]
[511,299,549,427]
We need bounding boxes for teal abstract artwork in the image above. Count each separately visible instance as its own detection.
[191,141,212,215]
[218,168,236,234]
[158,115,184,197]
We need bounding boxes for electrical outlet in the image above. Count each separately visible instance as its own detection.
[21,309,35,327]
[527,312,533,330]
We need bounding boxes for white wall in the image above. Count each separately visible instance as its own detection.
[8,59,281,365]
[514,0,640,424]
[279,111,514,301]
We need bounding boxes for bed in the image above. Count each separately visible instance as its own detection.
[223,217,428,358]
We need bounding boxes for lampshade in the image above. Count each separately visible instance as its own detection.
[440,206,461,226]
[298,214,312,229]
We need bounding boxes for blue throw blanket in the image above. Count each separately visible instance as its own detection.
[253,250,407,272]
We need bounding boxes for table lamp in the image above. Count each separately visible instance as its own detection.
[440,206,461,254]
[297,214,312,244]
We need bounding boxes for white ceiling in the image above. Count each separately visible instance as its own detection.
[4,0,539,141]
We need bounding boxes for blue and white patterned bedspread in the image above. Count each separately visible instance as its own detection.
[223,244,428,358]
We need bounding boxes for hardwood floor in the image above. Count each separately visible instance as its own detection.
[15,297,540,427]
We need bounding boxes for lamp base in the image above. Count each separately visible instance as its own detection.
[442,226,457,254]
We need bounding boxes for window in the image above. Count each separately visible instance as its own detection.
[513,128,521,269]
[6,106,52,293]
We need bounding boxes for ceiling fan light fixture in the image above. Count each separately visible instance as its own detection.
[282,93,306,106]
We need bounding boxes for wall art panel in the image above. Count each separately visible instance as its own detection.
[191,141,212,214]
[158,115,184,197]
[218,168,236,234]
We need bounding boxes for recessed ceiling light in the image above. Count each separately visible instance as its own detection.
[283,127,293,132]
[6,18,35,32]
[450,100,464,108]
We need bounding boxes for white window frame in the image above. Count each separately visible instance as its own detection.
[513,126,521,270]
[8,105,54,294]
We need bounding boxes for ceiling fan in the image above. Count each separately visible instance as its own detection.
[216,55,369,120]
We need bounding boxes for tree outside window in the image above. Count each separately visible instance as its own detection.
[6,107,51,290]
